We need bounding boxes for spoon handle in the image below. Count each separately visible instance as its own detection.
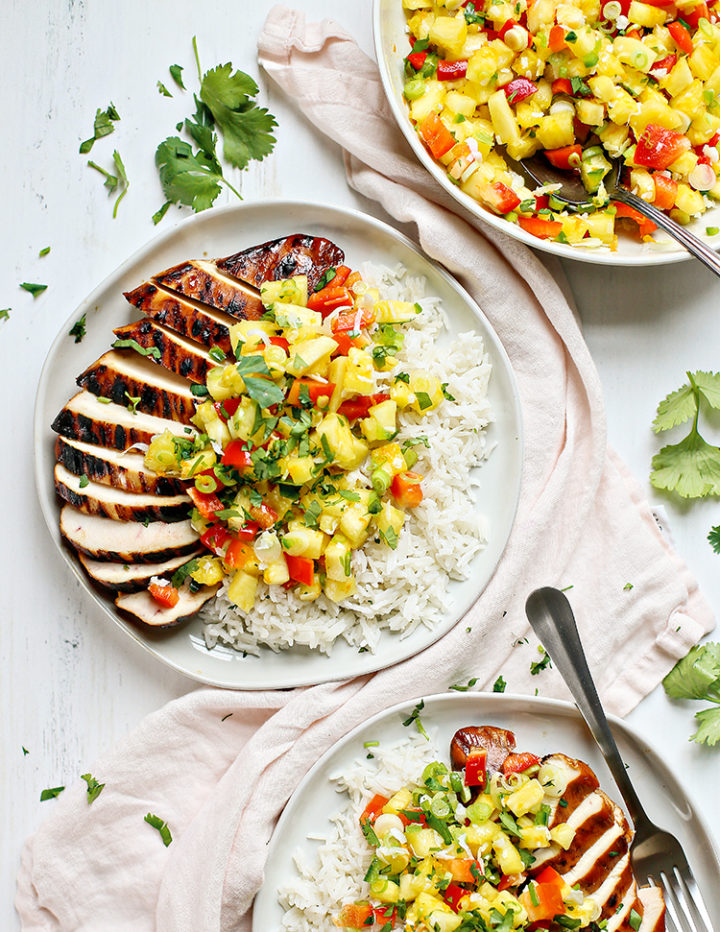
[524,587,649,830]
[612,186,720,277]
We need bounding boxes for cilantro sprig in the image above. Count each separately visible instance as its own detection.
[663,642,720,746]
[154,39,277,219]
[79,103,120,154]
[651,371,720,499]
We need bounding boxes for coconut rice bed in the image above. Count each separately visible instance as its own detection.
[199,263,493,656]
[279,732,440,932]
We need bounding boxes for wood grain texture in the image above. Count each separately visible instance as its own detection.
[1,1,719,929]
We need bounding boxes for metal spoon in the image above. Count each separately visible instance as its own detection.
[506,149,720,276]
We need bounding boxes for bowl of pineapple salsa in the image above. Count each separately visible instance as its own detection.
[374,0,720,261]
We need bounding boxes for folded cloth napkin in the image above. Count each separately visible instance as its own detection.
[16,7,714,931]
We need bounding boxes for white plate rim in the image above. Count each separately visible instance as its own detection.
[372,0,720,267]
[253,690,720,929]
[33,198,524,690]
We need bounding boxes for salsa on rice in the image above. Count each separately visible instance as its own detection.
[142,266,449,613]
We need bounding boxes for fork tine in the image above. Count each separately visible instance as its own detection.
[660,871,697,932]
[674,865,714,932]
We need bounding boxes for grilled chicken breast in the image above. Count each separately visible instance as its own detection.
[55,436,186,496]
[52,391,196,450]
[78,550,202,592]
[115,584,219,628]
[150,259,265,321]
[60,506,199,563]
[113,319,214,383]
[77,348,197,423]
[54,464,190,523]
[124,281,238,353]
[217,233,345,291]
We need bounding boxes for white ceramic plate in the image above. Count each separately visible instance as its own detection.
[373,0,720,266]
[254,691,720,929]
[34,200,523,689]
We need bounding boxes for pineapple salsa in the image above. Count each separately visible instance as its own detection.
[402,0,720,246]
[142,266,450,613]
[336,751,598,932]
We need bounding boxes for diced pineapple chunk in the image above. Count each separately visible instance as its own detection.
[492,832,524,875]
[281,525,326,558]
[575,98,605,125]
[229,319,278,354]
[411,80,447,124]
[536,111,575,149]
[429,15,468,59]
[373,300,419,323]
[376,501,405,547]
[488,89,522,145]
[445,91,478,118]
[409,370,444,413]
[506,779,545,817]
[286,336,337,376]
[227,570,258,612]
[689,43,718,82]
[628,0,667,27]
[674,182,705,215]
[520,825,552,848]
[550,822,576,849]
[324,576,357,603]
[344,348,375,396]
[314,413,369,470]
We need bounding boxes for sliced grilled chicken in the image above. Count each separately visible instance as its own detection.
[113,318,214,383]
[637,886,666,932]
[124,280,237,353]
[77,348,197,423]
[217,233,345,291]
[52,391,196,449]
[150,259,264,321]
[115,584,219,628]
[55,436,187,496]
[55,464,190,523]
[60,505,198,563]
[78,550,202,592]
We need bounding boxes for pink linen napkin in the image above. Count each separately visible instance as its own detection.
[16,7,714,930]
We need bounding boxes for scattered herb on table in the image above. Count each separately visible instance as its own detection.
[530,646,552,675]
[88,149,129,217]
[38,246,51,257]
[663,642,720,746]
[145,812,173,846]
[157,80,173,97]
[623,582,633,591]
[79,103,120,154]
[69,313,87,343]
[169,64,185,90]
[449,677,478,692]
[402,699,429,741]
[81,773,105,804]
[40,786,65,801]
[0,309,10,322]
[22,746,29,756]
[493,675,507,693]
[220,712,233,722]
[650,371,720,499]
[20,282,47,297]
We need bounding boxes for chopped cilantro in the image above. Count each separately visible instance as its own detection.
[79,103,120,154]
[78,475,89,489]
[402,699,429,741]
[449,677,478,691]
[530,646,552,675]
[39,246,51,257]
[157,80,173,97]
[493,675,507,693]
[314,267,336,291]
[112,338,161,360]
[144,812,173,846]
[170,64,186,90]
[415,391,433,410]
[40,786,65,801]
[152,201,172,225]
[81,773,105,804]
[69,314,87,343]
[20,282,47,297]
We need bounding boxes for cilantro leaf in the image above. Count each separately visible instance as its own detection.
[157,80,173,97]
[709,525,720,554]
[144,812,173,846]
[81,772,105,804]
[651,431,720,499]
[663,643,720,701]
[69,314,87,343]
[530,646,552,675]
[652,382,697,432]
[0,308,10,322]
[169,64,186,90]
[152,201,172,225]
[692,371,720,411]
[39,246,51,257]
[79,103,120,154]
[155,136,226,212]
[243,376,284,409]
[199,64,277,170]
[40,786,65,801]
[493,675,507,693]
[20,282,47,297]
[692,706,720,746]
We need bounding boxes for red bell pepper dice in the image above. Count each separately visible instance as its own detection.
[544,144,582,171]
[551,77,573,96]
[438,60,468,81]
[548,24,567,51]
[668,20,694,54]
[503,77,538,103]
[248,501,279,530]
[359,793,389,824]
[332,307,375,332]
[223,539,254,569]
[482,181,521,215]
[652,172,678,210]
[188,486,223,519]
[148,581,180,609]
[635,123,691,170]
[518,216,564,239]
[502,751,542,774]
[285,554,314,587]
[418,112,456,159]
[684,2,709,26]
[269,335,290,352]
[200,524,232,555]
[286,378,335,407]
[214,397,241,420]
[338,393,391,421]
[407,51,428,71]
[444,883,468,913]
[649,53,677,78]
[613,201,658,238]
[464,748,487,786]
[222,440,254,470]
[306,285,353,316]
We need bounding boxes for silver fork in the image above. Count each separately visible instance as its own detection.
[525,587,714,932]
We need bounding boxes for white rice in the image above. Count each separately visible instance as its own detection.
[278,731,440,932]
[200,262,493,655]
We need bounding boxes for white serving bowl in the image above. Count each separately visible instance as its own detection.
[373,0,720,266]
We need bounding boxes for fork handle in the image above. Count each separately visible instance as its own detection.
[525,588,651,832]
[612,187,720,277]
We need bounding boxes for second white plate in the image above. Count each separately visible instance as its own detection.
[34,200,522,689]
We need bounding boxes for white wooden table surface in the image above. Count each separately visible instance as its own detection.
[2,1,719,927]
